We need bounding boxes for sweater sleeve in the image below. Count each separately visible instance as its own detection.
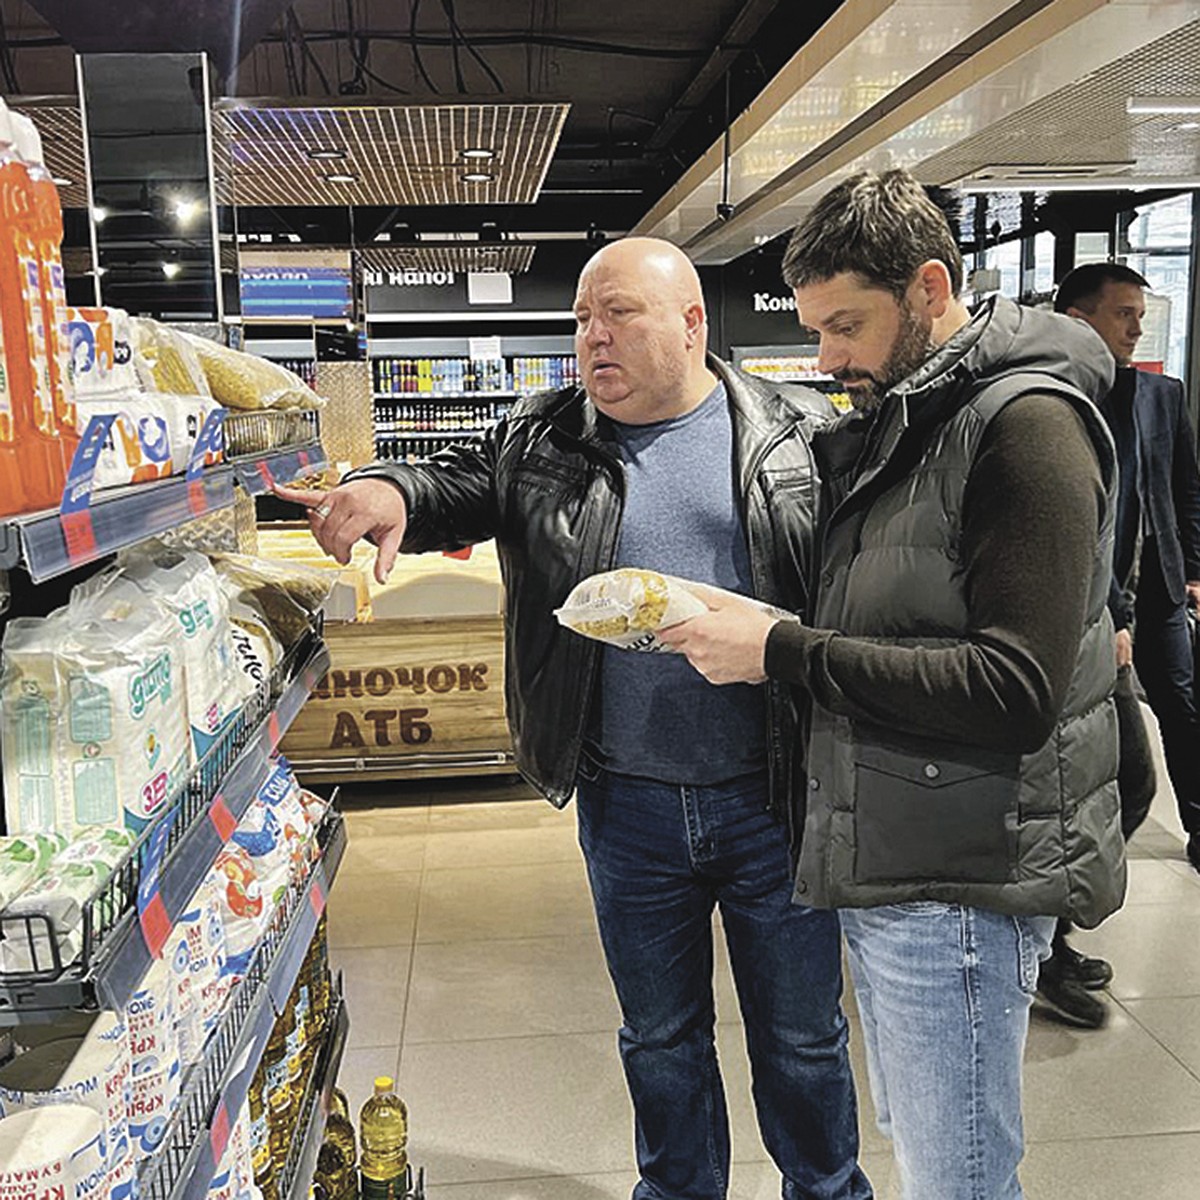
[763,394,1107,753]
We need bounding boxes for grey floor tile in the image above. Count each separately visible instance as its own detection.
[341,828,429,876]
[1121,856,1200,903]
[426,797,567,834]
[398,1031,634,1183]
[415,861,599,943]
[331,945,413,1049]
[1024,1004,1200,1139]
[422,824,583,871]
[729,1154,896,1199]
[1123,995,1200,1079]
[1021,1131,1200,1199]
[330,869,422,949]
[1071,901,1200,999]
[404,935,619,1043]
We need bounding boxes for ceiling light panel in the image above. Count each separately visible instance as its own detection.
[357,243,537,276]
[214,102,569,208]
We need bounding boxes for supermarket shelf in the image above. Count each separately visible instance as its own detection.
[0,469,235,583]
[280,991,351,1200]
[0,444,329,584]
[231,442,327,496]
[138,807,348,1200]
[374,429,492,440]
[372,391,518,400]
[0,628,331,1022]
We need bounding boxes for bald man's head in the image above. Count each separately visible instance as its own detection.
[573,237,716,425]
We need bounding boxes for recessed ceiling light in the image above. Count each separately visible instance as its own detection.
[51,176,72,187]
[173,197,202,224]
[307,147,347,160]
[162,261,181,278]
[1127,96,1200,114]
[325,172,359,184]
[462,171,494,183]
[461,147,495,160]
[92,205,109,223]
[1176,121,1200,131]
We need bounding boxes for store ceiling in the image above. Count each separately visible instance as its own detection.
[4,0,1200,278]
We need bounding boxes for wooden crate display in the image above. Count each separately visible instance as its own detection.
[280,615,513,777]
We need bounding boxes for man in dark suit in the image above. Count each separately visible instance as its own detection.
[1038,262,1200,1027]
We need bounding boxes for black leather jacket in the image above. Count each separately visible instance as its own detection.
[349,355,829,831]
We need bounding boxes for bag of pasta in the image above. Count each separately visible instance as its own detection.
[554,568,709,652]
[130,318,212,397]
[179,333,319,411]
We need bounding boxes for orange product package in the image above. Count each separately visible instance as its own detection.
[0,102,62,514]
[12,112,77,473]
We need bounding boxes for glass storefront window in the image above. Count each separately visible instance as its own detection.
[1033,231,1055,295]
[1127,194,1193,250]
[984,239,1022,298]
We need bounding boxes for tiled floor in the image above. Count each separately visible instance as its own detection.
[327,712,1200,1199]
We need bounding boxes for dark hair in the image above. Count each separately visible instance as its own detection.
[781,169,964,299]
[1053,262,1149,314]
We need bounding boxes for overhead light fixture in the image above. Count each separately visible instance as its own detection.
[462,171,494,183]
[461,147,495,160]
[1176,121,1200,131]
[51,176,73,187]
[161,261,181,278]
[173,197,202,224]
[306,147,347,160]
[959,175,1200,193]
[324,172,359,184]
[1127,96,1200,114]
[92,205,109,223]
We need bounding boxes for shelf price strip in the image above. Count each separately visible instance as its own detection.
[136,807,181,960]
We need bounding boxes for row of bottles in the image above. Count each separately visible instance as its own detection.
[0,98,79,517]
[510,355,579,393]
[272,358,318,390]
[372,357,507,396]
[370,356,580,397]
[249,913,333,1200]
[373,436,456,464]
[374,401,498,435]
[316,1077,414,1200]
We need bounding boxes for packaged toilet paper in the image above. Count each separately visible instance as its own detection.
[165,924,203,1068]
[125,958,178,1078]
[0,1012,134,1200]
[0,833,68,911]
[178,880,229,1035]
[209,846,266,984]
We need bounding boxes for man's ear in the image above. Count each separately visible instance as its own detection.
[1065,304,1088,321]
[683,301,706,348]
[911,260,954,319]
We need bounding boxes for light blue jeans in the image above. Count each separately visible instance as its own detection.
[839,903,1055,1200]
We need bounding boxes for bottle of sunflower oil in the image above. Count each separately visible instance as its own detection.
[358,1077,408,1200]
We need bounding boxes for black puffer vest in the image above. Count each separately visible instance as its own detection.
[796,297,1125,928]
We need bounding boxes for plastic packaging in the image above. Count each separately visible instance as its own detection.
[65,306,140,398]
[0,1103,107,1200]
[554,568,709,651]
[130,317,212,398]
[180,332,318,411]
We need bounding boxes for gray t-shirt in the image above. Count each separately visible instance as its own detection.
[585,382,768,783]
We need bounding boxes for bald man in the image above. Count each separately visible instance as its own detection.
[278,238,870,1199]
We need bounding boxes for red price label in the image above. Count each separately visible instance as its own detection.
[208,794,236,842]
[188,479,207,517]
[268,711,281,748]
[60,509,97,563]
[309,879,326,917]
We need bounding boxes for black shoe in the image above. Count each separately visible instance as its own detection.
[1056,941,1114,990]
[1037,956,1109,1029]
[1187,835,1200,875]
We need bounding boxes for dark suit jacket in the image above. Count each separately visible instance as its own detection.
[1108,369,1200,627]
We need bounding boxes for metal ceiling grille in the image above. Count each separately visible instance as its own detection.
[9,100,89,209]
[214,101,570,208]
[920,20,1200,187]
[356,243,536,275]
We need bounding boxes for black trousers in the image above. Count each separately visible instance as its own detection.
[1134,539,1200,835]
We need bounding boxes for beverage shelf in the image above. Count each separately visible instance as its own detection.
[280,990,351,1200]
[138,808,348,1200]
[374,430,492,440]
[372,391,517,400]
[0,626,331,1022]
[0,444,327,584]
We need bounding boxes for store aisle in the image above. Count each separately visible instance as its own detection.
[327,748,1200,1200]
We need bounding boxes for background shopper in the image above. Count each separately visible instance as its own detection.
[277,237,871,1200]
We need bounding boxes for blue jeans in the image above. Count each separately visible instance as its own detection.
[840,904,1055,1200]
[575,756,871,1200]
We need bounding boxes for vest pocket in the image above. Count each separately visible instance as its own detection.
[852,740,1020,884]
